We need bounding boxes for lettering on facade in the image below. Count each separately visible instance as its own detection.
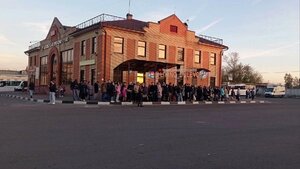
[152,69,209,79]
[42,37,69,50]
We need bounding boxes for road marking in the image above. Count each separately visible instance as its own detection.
[177,101,186,105]
[74,101,86,105]
[98,102,110,105]
[193,101,199,104]
[121,102,133,105]
[250,101,256,103]
[55,100,63,104]
[37,99,44,103]
[218,101,225,104]
[240,101,246,104]
[230,101,236,104]
[142,102,153,105]
[161,102,170,105]
[204,101,213,104]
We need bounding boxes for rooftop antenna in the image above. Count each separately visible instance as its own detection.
[128,0,131,14]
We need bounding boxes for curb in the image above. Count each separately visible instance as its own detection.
[0,94,268,106]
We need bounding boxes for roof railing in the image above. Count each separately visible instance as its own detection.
[75,13,125,29]
[198,34,223,45]
[29,41,41,50]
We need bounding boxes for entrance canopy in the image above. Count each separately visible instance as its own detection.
[114,59,180,72]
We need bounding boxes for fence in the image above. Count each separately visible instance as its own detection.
[286,89,300,97]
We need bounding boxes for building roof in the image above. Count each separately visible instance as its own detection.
[101,19,149,32]
[198,37,228,49]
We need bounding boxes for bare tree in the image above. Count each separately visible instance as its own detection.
[222,52,262,84]
[284,73,293,88]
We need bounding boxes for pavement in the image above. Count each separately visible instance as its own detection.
[0,95,299,169]
[0,91,268,105]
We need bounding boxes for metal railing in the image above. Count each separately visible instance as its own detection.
[198,34,223,45]
[75,13,125,29]
[29,41,41,50]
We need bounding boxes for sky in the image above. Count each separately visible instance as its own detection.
[0,0,299,83]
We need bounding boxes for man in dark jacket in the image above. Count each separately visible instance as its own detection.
[49,79,57,104]
[29,81,35,98]
[94,81,99,100]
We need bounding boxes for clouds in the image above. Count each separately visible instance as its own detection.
[0,34,15,45]
[0,53,27,70]
[23,21,50,34]
[242,42,300,59]
[139,8,175,22]
[251,0,264,5]
[195,18,223,34]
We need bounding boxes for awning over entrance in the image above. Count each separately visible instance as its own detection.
[114,59,180,72]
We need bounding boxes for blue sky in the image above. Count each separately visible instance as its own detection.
[0,0,299,83]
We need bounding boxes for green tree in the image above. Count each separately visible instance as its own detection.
[222,52,262,84]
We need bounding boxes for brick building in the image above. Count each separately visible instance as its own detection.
[25,13,228,93]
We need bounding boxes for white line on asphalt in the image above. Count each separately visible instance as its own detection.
[177,101,186,105]
[204,101,213,104]
[74,101,87,105]
[161,102,170,105]
[121,102,133,105]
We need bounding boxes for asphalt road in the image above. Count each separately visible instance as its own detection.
[0,96,299,169]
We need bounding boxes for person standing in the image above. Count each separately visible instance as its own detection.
[70,79,79,101]
[49,79,57,104]
[236,88,241,101]
[250,88,255,100]
[94,81,99,100]
[137,84,143,107]
[220,86,225,101]
[157,82,162,102]
[100,80,107,101]
[28,81,35,98]
[121,82,127,102]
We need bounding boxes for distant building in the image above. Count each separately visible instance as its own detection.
[0,70,27,81]
[25,13,228,92]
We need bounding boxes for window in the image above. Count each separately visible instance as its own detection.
[40,56,48,85]
[138,41,146,57]
[158,44,166,59]
[195,50,201,63]
[210,77,216,87]
[210,53,216,65]
[80,69,85,82]
[170,25,178,33]
[91,69,95,84]
[81,40,86,56]
[137,73,144,83]
[114,37,124,53]
[29,57,33,66]
[177,47,184,61]
[61,50,73,85]
[92,37,97,54]
[41,56,48,65]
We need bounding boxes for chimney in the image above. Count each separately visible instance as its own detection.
[126,13,133,20]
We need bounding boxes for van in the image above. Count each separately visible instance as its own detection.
[14,81,28,91]
[228,84,247,96]
[264,86,285,98]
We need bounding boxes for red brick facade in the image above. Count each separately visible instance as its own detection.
[25,14,227,93]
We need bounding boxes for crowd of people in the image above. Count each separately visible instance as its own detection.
[69,79,256,103]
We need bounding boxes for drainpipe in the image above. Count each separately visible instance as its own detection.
[102,28,107,81]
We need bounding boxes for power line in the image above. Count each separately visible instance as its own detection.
[260,71,300,74]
